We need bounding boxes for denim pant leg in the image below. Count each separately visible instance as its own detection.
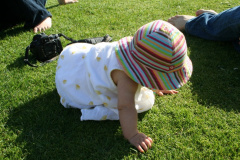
[16,0,52,28]
[185,6,240,52]
[1,0,50,30]
[186,6,240,41]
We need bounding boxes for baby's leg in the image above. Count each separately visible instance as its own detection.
[135,87,155,113]
[81,106,119,121]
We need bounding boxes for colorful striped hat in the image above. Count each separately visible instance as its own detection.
[115,20,193,90]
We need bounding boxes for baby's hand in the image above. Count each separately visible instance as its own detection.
[128,133,153,153]
[153,89,178,96]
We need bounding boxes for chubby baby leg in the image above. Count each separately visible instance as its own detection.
[135,86,155,113]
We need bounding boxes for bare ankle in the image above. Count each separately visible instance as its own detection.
[33,17,52,33]
[58,0,78,5]
[196,9,218,16]
[168,15,194,31]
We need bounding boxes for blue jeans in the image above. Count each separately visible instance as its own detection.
[1,0,52,29]
[185,6,240,52]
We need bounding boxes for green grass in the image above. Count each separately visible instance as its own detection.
[1,0,240,159]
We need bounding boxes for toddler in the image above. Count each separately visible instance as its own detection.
[55,20,193,152]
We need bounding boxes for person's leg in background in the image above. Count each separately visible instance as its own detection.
[185,6,240,41]
[168,6,240,52]
[18,0,52,33]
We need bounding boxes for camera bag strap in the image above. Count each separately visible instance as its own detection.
[24,45,37,67]
[24,45,59,67]
[24,33,112,67]
[58,33,112,45]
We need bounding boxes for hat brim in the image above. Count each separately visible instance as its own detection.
[116,36,193,90]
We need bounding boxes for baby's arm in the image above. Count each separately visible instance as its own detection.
[112,70,153,152]
[153,89,178,96]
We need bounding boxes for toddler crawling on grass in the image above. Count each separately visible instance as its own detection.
[55,20,192,152]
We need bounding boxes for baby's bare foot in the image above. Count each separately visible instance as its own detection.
[167,15,195,31]
[58,0,78,5]
[196,9,218,16]
[33,17,52,33]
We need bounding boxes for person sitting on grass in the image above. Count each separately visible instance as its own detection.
[1,0,78,33]
[167,6,240,53]
[55,20,193,153]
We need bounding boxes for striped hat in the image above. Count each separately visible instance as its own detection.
[115,20,193,90]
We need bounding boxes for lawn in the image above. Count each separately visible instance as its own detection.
[0,0,240,159]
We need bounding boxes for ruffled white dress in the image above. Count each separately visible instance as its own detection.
[55,42,155,121]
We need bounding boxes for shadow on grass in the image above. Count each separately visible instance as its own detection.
[0,25,28,39]
[186,35,240,112]
[7,54,38,70]
[6,89,135,159]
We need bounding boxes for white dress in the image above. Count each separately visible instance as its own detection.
[55,42,155,121]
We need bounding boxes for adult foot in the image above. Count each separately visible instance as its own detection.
[58,0,78,5]
[167,15,195,31]
[196,9,218,16]
[33,17,52,33]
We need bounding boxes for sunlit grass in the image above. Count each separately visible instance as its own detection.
[0,0,239,159]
